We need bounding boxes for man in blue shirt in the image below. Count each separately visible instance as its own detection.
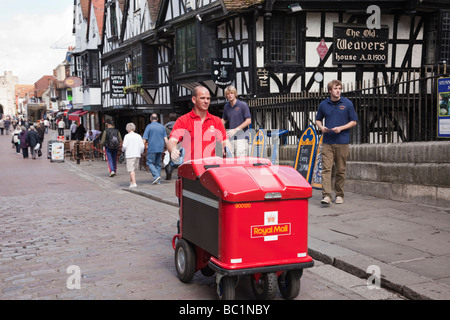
[222,85,251,157]
[315,80,358,205]
[143,114,168,185]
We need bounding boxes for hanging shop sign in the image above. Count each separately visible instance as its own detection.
[437,77,450,138]
[212,58,235,89]
[64,76,82,88]
[111,74,126,98]
[333,23,389,65]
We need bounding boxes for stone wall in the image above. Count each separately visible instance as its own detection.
[273,141,450,207]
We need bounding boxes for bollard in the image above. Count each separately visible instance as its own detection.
[76,140,80,164]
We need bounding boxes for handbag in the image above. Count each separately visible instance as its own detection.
[34,143,40,151]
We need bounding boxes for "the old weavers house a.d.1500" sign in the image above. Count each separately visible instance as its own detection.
[333,23,389,64]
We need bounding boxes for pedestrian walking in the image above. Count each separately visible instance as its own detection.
[0,117,4,135]
[164,112,178,180]
[167,86,228,163]
[19,127,29,159]
[122,122,145,188]
[4,117,10,134]
[315,79,358,205]
[11,125,21,154]
[58,118,65,136]
[100,120,122,177]
[70,121,77,140]
[142,114,168,185]
[75,123,86,141]
[26,126,40,160]
[221,85,252,157]
[36,121,45,157]
[43,118,49,133]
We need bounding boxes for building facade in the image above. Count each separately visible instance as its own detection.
[0,71,18,117]
[70,0,450,138]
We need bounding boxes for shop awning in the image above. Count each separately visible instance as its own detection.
[68,110,88,121]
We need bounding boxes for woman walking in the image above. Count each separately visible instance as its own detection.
[19,127,29,158]
[26,126,40,160]
[11,125,21,154]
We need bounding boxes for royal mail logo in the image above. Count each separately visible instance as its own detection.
[251,223,291,239]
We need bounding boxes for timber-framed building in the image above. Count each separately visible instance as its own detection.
[70,0,450,137]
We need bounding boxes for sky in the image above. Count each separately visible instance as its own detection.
[0,0,74,84]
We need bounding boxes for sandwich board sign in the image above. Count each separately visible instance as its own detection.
[251,129,266,158]
[294,125,318,183]
[311,134,323,189]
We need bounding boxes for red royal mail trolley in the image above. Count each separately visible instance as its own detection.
[172,156,314,300]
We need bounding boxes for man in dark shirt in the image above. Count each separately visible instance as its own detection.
[315,80,358,205]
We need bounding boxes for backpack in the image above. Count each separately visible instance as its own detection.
[105,128,120,149]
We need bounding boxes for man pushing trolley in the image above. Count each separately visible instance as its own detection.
[168,86,314,299]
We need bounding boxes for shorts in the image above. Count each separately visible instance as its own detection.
[126,157,140,172]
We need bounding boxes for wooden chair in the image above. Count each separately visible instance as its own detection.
[83,141,94,161]
[70,141,78,161]
[64,141,71,159]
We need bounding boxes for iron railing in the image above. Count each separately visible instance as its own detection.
[248,65,447,145]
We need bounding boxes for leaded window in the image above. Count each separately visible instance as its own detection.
[269,15,300,64]
[131,47,142,84]
[176,24,197,73]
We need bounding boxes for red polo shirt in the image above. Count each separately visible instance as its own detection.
[170,110,227,161]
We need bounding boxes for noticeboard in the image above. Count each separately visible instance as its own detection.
[438,77,450,138]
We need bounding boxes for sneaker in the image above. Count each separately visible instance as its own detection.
[321,196,331,204]
[335,196,344,204]
[129,183,137,188]
[110,171,116,177]
[152,177,161,185]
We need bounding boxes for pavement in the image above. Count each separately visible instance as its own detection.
[55,137,450,301]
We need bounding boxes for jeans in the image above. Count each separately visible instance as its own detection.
[105,147,118,173]
[321,143,349,199]
[147,152,162,180]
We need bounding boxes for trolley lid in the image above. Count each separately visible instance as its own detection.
[198,163,312,202]
[177,156,272,181]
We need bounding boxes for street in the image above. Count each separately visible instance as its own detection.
[0,130,403,301]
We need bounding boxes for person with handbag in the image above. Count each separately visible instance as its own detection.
[19,127,29,159]
[26,126,40,160]
[36,121,45,157]
[11,125,21,154]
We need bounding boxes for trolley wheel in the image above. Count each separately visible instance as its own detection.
[217,276,237,300]
[174,238,196,283]
[200,265,215,277]
[250,272,278,300]
[278,270,302,300]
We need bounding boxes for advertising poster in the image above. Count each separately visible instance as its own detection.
[51,141,65,162]
[438,77,450,138]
